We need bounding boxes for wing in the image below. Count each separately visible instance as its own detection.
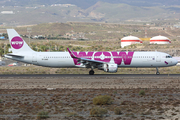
[67,48,105,66]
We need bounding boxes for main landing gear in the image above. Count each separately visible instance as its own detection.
[89,65,95,75]
[156,67,160,75]
[89,70,94,75]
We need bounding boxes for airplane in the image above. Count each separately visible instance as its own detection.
[4,29,178,75]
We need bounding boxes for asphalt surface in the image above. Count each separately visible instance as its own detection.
[0,74,179,78]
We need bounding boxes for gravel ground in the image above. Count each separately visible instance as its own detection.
[0,76,180,119]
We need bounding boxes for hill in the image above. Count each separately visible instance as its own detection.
[16,23,73,35]
[1,0,180,9]
[0,1,179,25]
[86,2,178,22]
[14,22,180,41]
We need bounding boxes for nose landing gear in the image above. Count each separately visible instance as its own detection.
[156,67,160,75]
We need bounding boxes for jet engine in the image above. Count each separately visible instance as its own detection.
[103,63,118,73]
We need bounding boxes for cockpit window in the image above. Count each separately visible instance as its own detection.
[166,55,172,58]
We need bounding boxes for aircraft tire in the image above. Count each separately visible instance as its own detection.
[89,70,94,75]
[156,72,160,75]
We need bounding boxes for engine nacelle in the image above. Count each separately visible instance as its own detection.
[103,63,118,73]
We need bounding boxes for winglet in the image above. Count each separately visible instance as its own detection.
[67,48,77,58]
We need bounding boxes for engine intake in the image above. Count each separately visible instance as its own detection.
[103,63,118,73]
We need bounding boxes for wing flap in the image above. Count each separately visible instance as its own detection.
[80,58,104,64]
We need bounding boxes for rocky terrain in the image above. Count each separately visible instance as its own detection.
[0,76,180,119]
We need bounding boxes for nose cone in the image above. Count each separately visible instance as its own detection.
[172,57,178,65]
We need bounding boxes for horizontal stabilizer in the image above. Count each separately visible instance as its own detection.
[5,53,24,58]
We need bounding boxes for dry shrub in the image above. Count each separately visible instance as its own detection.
[114,107,122,115]
[37,111,49,119]
[139,90,145,96]
[90,107,107,117]
[93,95,112,105]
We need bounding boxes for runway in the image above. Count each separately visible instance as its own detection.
[0,74,180,89]
[0,74,179,78]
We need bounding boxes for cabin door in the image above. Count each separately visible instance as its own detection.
[32,53,37,64]
[156,53,161,62]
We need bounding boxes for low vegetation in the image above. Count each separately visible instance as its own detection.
[0,43,11,56]
[139,90,145,96]
[90,107,108,117]
[37,111,49,119]
[93,95,112,105]
[114,107,122,115]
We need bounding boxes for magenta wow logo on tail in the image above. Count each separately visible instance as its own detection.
[11,36,24,49]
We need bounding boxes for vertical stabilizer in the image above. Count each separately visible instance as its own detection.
[7,29,34,53]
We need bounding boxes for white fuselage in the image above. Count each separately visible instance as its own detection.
[5,51,177,68]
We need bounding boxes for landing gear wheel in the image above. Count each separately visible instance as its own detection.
[156,72,160,75]
[89,70,94,75]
